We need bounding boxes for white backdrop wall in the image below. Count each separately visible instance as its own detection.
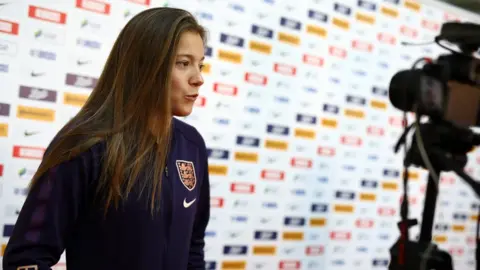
[1,0,480,269]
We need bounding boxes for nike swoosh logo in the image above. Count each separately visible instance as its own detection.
[30,72,44,77]
[76,60,91,66]
[24,131,39,136]
[183,198,196,208]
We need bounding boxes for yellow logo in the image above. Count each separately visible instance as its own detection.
[201,63,211,74]
[253,245,276,255]
[321,118,337,128]
[222,261,246,270]
[382,181,398,191]
[403,170,419,180]
[360,193,376,201]
[452,225,465,232]
[17,105,55,122]
[332,17,349,30]
[265,139,288,151]
[344,109,365,119]
[1,244,6,256]
[234,152,259,162]
[370,100,387,110]
[433,235,447,243]
[310,218,327,227]
[294,128,316,139]
[249,40,272,54]
[218,49,242,64]
[380,6,398,18]
[306,25,327,38]
[334,204,354,213]
[356,12,375,24]
[282,231,304,241]
[63,92,89,107]
[208,165,228,176]
[404,0,421,12]
[0,123,8,137]
[278,32,300,46]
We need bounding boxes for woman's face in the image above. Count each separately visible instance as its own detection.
[170,31,205,117]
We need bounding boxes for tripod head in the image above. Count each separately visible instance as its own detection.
[389,120,480,270]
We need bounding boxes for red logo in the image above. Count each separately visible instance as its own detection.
[352,40,373,52]
[400,196,417,205]
[400,25,418,38]
[367,126,385,136]
[377,32,396,45]
[213,83,238,95]
[274,63,297,76]
[211,197,224,208]
[126,0,151,5]
[0,19,19,35]
[340,136,362,146]
[318,146,335,156]
[330,231,352,240]
[260,169,285,181]
[302,54,324,67]
[329,46,347,58]
[230,183,255,194]
[355,219,374,228]
[76,0,111,14]
[194,96,206,107]
[448,247,464,256]
[12,146,45,160]
[0,164,3,177]
[443,12,459,22]
[279,260,301,270]
[28,6,67,24]
[378,207,396,216]
[421,19,439,31]
[306,245,324,256]
[389,116,406,127]
[290,157,313,169]
[245,72,268,85]
[440,175,455,184]
[175,160,197,191]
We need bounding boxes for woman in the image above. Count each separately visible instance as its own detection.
[3,7,210,270]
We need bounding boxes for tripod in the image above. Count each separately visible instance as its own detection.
[389,121,480,270]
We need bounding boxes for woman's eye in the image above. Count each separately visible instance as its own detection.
[199,64,205,71]
[177,61,189,67]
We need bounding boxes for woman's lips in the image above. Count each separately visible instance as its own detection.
[185,94,198,101]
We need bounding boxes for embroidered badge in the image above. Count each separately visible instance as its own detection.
[175,160,197,191]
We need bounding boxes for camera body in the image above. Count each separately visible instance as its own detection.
[389,22,480,127]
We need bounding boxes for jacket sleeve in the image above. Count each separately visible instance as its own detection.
[187,148,210,269]
[2,146,100,270]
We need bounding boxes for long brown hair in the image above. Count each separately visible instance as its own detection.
[29,8,207,215]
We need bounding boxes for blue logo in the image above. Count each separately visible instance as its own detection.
[220,33,244,48]
[30,49,56,60]
[77,38,101,49]
[236,135,260,147]
[251,24,274,39]
[223,245,248,255]
[308,9,328,22]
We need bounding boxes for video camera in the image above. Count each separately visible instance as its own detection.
[387,22,480,270]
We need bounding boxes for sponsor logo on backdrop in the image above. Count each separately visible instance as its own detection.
[19,86,57,103]
[76,0,111,14]
[28,5,67,24]
[0,103,10,116]
[16,105,55,122]
[34,29,65,45]
[65,73,98,89]
[0,19,19,35]
[0,39,18,56]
